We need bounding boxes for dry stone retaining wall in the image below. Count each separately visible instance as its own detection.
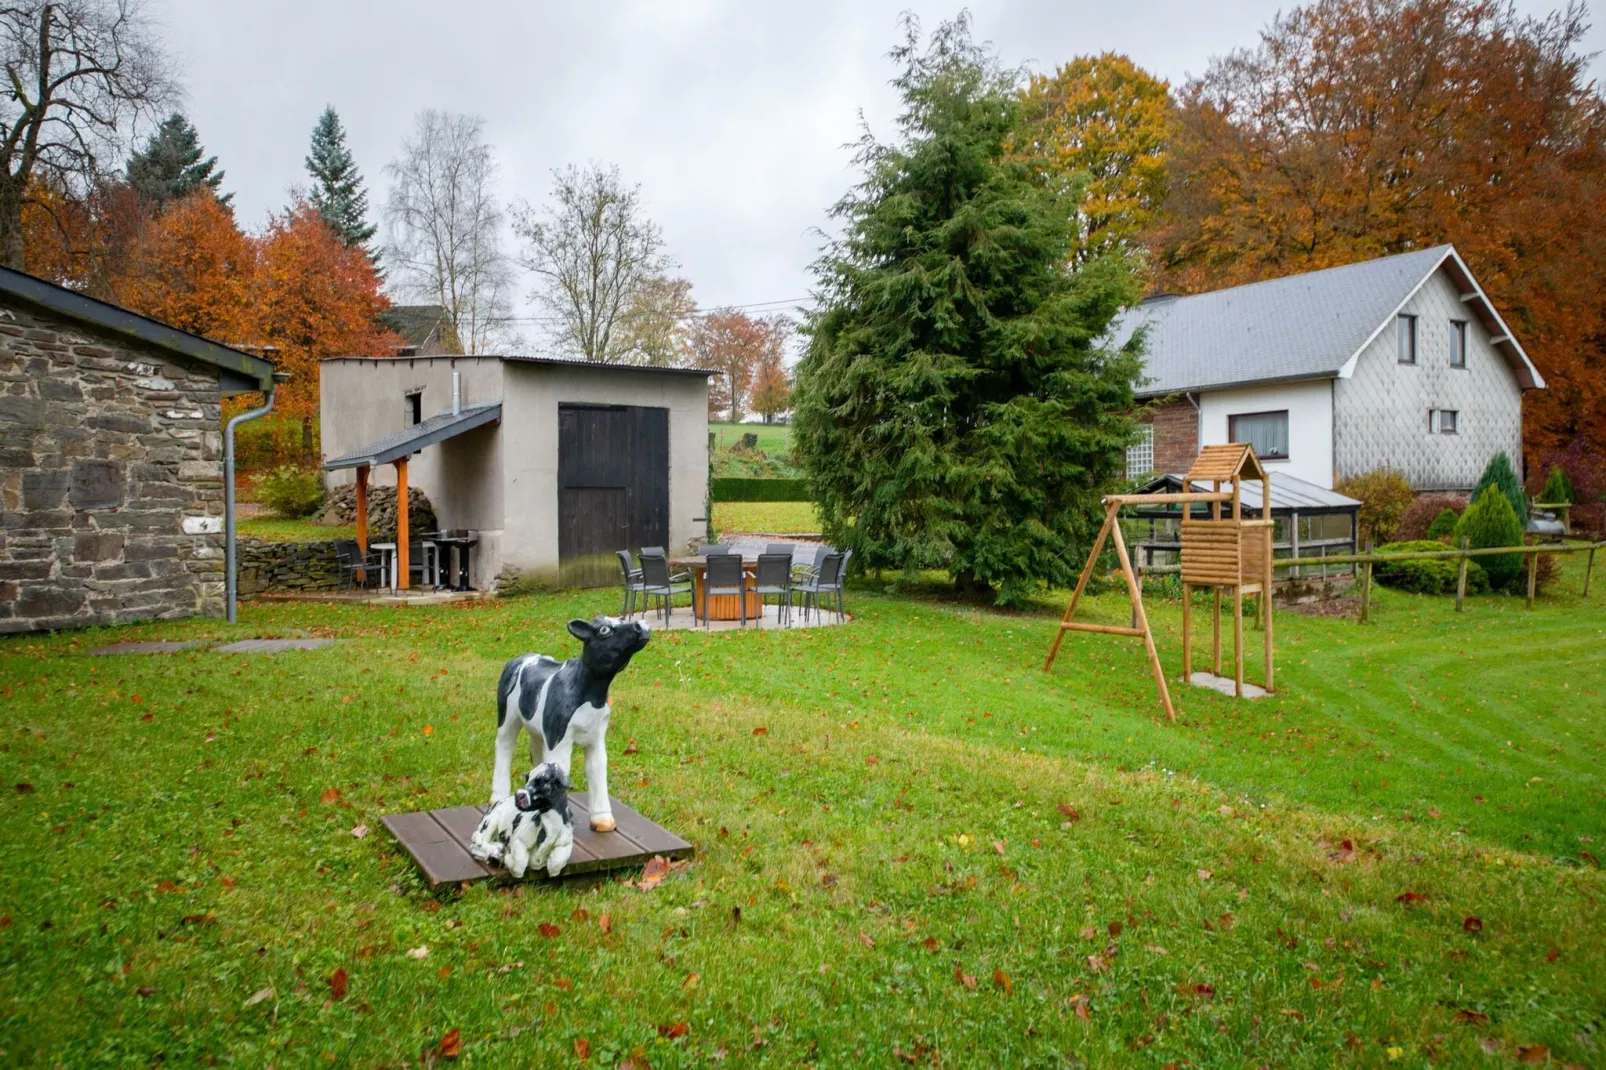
[236,538,342,596]
[0,301,227,633]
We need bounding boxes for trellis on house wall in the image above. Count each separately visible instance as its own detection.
[1043,443,1276,719]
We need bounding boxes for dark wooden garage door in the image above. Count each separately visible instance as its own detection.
[558,405,669,588]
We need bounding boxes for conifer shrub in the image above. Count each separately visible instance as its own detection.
[1472,452,1526,524]
[1374,540,1488,595]
[1425,509,1460,540]
[260,466,326,519]
[1538,465,1574,505]
[1456,485,1524,590]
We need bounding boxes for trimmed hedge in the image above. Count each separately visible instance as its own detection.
[712,477,810,502]
[1374,540,1488,595]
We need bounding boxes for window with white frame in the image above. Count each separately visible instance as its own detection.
[1126,424,1155,478]
[1429,408,1459,434]
[1228,410,1289,460]
[1397,314,1418,364]
[1449,320,1467,368]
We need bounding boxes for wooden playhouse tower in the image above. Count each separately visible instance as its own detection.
[1043,442,1275,718]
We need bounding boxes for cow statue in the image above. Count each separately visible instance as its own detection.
[490,616,650,833]
[469,762,575,879]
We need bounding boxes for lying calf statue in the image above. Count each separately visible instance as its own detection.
[490,616,650,834]
[470,763,574,878]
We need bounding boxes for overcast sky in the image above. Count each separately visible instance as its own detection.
[154,0,1605,338]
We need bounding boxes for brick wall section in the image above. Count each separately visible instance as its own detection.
[1143,398,1199,475]
[0,300,226,632]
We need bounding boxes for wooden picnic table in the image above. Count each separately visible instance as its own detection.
[669,554,763,621]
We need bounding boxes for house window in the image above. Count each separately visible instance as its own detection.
[1434,409,1459,434]
[1228,410,1289,460]
[1126,424,1155,478]
[1397,314,1418,364]
[406,391,423,426]
[1449,320,1467,368]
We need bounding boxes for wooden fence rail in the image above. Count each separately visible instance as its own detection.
[1121,539,1603,619]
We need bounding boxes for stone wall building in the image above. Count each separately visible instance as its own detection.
[0,267,276,633]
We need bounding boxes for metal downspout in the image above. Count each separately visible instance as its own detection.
[224,372,289,623]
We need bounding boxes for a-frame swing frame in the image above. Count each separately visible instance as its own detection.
[1041,495,1178,721]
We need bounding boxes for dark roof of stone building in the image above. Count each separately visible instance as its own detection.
[378,305,456,353]
[0,265,278,393]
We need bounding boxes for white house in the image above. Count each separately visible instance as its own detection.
[1114,245,1545,491]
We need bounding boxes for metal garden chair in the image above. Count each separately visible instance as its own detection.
[795,551,847,624]
[702,551,749,628]
[752,552,793,626]
[639,552,691,628]
[616,550,646,619]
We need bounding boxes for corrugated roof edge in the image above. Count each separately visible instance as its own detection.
[0,265,277,392]
[322,354,718,377]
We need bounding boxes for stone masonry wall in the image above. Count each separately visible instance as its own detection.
[0,300,227,633]
[237,538,341,596]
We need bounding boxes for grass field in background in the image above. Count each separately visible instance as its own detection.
[237,516,354,543]
[1,557,1602,1064]
[709,422,791,455]
[712,501,820,535]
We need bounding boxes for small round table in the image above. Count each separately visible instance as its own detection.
[669,555,762,621]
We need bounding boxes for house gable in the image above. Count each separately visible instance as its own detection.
[1334,265,1523,491]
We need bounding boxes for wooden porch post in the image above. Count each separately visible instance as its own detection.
[354,465,370,583]
[395,457,410,590]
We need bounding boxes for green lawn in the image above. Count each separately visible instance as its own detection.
[713,500,820,535]
[237,516,354,543]
[709,422,791,455]
[1,559,1602,1064]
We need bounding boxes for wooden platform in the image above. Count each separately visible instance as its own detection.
[381,793,693,887]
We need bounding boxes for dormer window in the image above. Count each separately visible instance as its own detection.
[1397,314,1418,364]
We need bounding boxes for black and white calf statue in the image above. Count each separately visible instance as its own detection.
[491,616,650,833]
[469,763,575,878]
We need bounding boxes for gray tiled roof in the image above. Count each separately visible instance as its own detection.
[1137,472,1360,512]
[1113,246,1455,397]
[323,403,501,470]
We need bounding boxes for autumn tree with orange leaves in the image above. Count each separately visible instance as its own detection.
[116,191,253,341]
[689,311,786,423]
[249,201,398,448]
[1151,0,1606,469]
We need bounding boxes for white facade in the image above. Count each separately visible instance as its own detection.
[1198,379,1335,488]
[1334,268,1524,490]
[320,356,709,589]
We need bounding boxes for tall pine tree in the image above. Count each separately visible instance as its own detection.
[792,15,1145,605]
[305,106,377,257]
[126,113,228,209]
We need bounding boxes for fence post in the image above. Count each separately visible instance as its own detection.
[1526,544,1538,609]
[1586,543,1597,599]
[1358,541,1373,624]
[1454,535,1469,613]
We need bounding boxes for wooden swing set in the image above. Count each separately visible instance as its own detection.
[1042,443,1276,720]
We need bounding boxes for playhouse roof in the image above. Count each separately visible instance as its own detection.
[1185,443,1268,484]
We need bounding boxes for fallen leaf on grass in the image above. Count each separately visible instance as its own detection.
[1197,870,1212,881]
[350,824,368,839]
[922,937,939,952]
[180,913,217,926]
[574,1037,591,1060]
[422,724,434,736]
[221,876,235,890]
[1396,891,1427,905]
[15,783,33,794]
[407,945,430,960]
[620,1051,651,1070]
[1145,944,1169,955]
[953,965,976,989]
[1453,1009,1490,1025]
[598,913,613,934]
[858,931,875,949]
[436,1028,461,1058]
[751,726,768,736]
[329,968,348,1000]
[682,973,699,992]
[244,987,274,1007]
[538,922,560,938]
[1517,1045,1549,1064]
[1479,1038,1502,1055]
[1463,916,1483,933]
[866,755,879,767]
[623,739,637,755]
[657,1022,689,1039]
[993,968,1013,994]
[1057,803,1081,822]
[136,986,155,997]
[1087,954,1110,973]
[320,788,341,804]
[638,855,671,890]
[1546,947,1560,963]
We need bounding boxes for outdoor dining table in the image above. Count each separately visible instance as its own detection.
[432,535,478,591]
[368,541,440,593]
[668,554,763,621]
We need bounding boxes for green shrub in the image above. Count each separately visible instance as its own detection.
[1456,485,1524,590]
[1334,466,1415,545]
[1472,451,1526,524]
[259,466,326,519]
[1374,540,1488,595]
[1426,508,1460,540]
[711,477,810,502]
[1539,465,1574,505]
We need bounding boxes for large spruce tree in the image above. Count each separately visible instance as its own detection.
[126,113,228,208]
[792,16,1145,605]
[305,106,377,256]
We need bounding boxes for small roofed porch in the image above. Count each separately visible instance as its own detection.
[322,403,501,591]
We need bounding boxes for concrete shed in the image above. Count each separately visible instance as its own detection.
[320,355,712,590]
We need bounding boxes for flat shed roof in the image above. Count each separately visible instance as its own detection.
[322,403,501,471]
